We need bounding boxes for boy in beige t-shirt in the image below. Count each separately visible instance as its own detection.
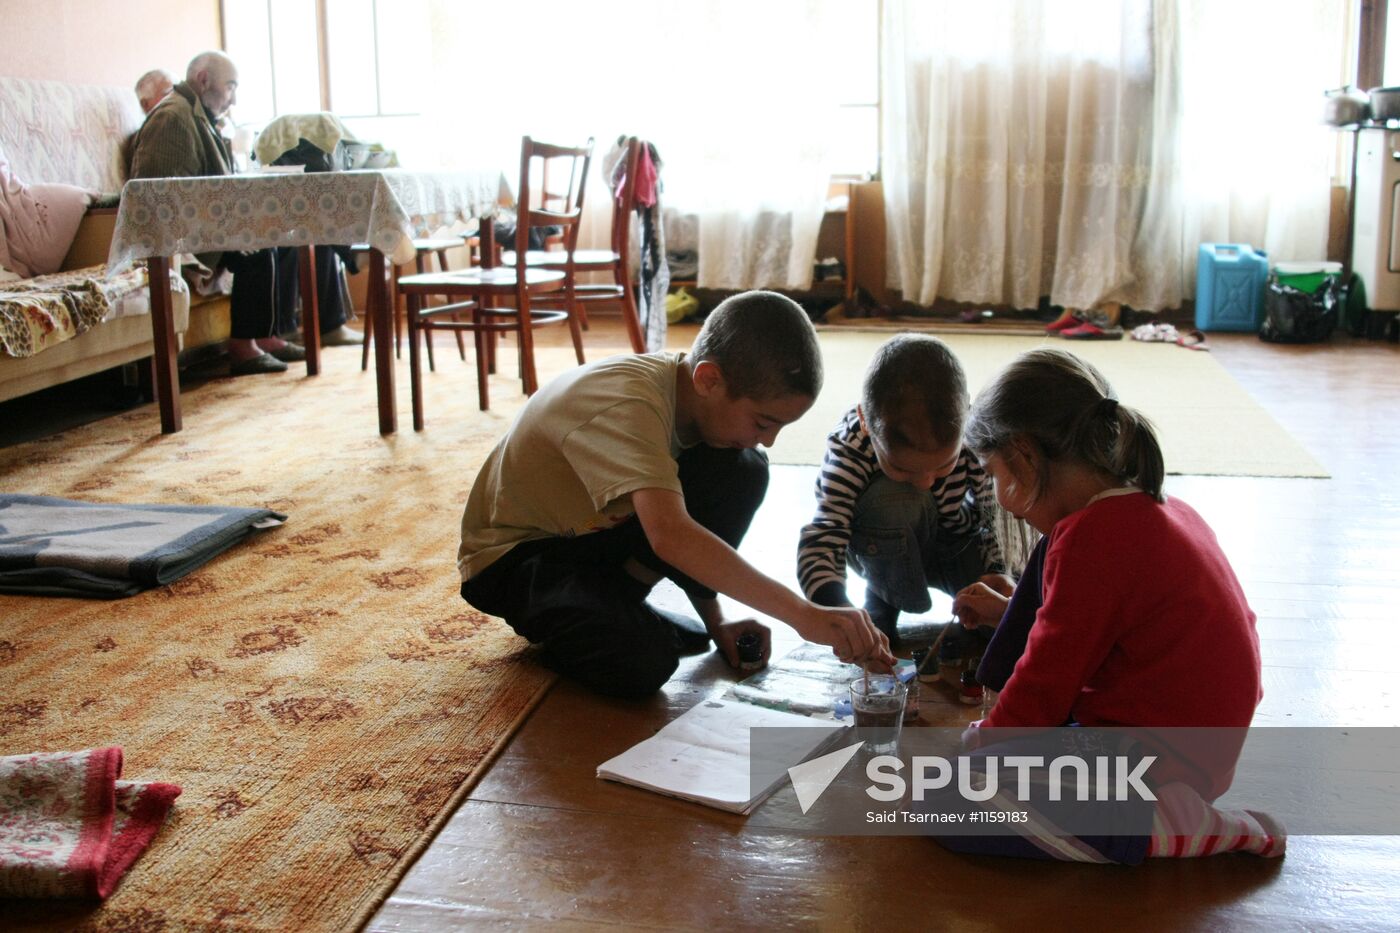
[459,290,894,696]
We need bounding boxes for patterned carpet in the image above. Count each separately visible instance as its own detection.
[0,353,556,931]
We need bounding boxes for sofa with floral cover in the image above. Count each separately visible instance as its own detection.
[0,74,210,404]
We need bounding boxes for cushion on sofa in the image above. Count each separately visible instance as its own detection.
[0,144,92,277]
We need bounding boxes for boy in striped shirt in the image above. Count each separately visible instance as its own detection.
[797,335,1014,645]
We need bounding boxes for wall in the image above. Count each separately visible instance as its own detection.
[0,0,221,87]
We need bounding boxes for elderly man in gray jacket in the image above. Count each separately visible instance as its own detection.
[131,51,356,374]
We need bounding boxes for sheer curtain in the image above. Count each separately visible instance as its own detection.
[882,0,1351,312]
[405,0,844,291]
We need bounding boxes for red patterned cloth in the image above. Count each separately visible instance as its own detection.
[0,747,180,899]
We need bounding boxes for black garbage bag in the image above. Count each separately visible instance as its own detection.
[1260,275,1342,343]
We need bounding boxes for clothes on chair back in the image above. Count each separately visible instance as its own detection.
[269,137,349,173]
[608,139,669,351]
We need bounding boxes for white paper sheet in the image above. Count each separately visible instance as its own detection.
[596,698,846,814]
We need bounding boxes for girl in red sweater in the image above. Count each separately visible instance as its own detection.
[943,347,1283,863]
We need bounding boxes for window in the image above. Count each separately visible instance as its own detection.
[828,0,880,178]
[220,0,879,178]
[221,0,428,126]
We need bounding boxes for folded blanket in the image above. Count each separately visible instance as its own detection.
[0,495,287,598]
[0,747,180,899]
[0,263,150,359]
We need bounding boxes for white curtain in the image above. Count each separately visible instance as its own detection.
[882,0,1351,312]
[400,0,843,291]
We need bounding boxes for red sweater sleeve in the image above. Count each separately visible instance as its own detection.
[982,516,1121,728]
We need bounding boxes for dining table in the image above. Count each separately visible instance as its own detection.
[107,168,505,435]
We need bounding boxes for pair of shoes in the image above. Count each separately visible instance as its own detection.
[1131,322,1180,343]
[649,604,712,654]
[864,592,901,648]
[1062,323,1124,340]
[265,341,306,362]
[320,326,363,347]
[1045,309,1082,333]
[1177,329,1210,351]
[228,353,288,376]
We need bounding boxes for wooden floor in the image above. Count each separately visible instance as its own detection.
[5,314,1397,930]
[364,319,1400,932]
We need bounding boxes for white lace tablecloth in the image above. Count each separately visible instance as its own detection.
[107,169,506,270]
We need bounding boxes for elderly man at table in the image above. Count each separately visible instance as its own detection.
[129,51,358,374]
[134,68,174,115]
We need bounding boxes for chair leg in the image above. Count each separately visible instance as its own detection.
[566,283,586,366]
[619,261,646,353]
[519,302,540,396]
[413,254,437,373]
[473,308,489,410]
[406,293,426,431]
[576,290,590,331]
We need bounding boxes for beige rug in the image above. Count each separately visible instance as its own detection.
[0,357,556,931]
[768,330,1328,478]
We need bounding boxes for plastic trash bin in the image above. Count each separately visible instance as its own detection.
[1273,261,1343,294]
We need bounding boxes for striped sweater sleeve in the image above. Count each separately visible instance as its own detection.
[797,407,880,605]
[928,452,1006,574]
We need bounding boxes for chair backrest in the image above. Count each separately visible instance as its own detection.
[515,136,593,264]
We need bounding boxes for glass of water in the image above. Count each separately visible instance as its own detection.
[850,674,908,755]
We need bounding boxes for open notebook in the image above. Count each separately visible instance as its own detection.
[596,698,846,814]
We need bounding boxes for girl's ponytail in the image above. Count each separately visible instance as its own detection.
[966,347,1166,503]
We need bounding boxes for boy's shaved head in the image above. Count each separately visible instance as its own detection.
[690,290,822,401]
[862,334,968,450]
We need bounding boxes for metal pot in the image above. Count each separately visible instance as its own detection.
[1369,87,1400,123]
[1325,86,1371,126]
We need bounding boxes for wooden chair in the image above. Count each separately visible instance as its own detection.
[356,236,469,371]
[504,136,648,353]
[396,137,589,426]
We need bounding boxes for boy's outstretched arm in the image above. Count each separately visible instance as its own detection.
[632,487,895,670]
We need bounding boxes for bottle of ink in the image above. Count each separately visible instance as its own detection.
[912,646,939,684]
[736,632,763,672]
[959,670,984,706]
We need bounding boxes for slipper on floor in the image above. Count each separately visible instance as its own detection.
[1131,322,1180,343]
[1177,329,1210,351]
[1062,322,1124,340]
[1045,310,1083,333]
